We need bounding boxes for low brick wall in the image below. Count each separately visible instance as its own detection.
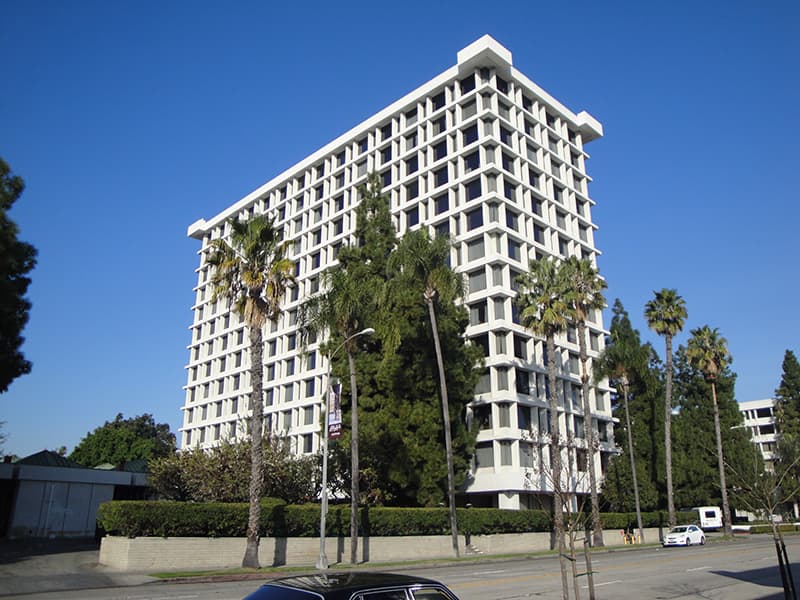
[99,527,664,571]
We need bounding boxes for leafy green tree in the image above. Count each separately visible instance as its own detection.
[384,229,479,555]
[595,300,660,538]
[301,172,396,564]
[774,349,800,517]
[644,288,687,527]
[0,158,37,393]
[686,326,734,536]
[516,257,571,598]
[562,256,606,546]
[206,215,294,568]
[149,438,318,504]
[69,413,175,467]
[386,229,462,555]
[775,350,800,438]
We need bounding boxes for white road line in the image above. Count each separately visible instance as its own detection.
[687,566,711,571]
[584,579,621,588]
[473,569,508,575]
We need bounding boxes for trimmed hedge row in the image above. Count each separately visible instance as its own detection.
[600,511,696,530]
[96,500,693,539]
[97,500,551,538]
[749,524,800,534]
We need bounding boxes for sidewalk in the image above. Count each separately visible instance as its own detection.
[0,538,156,596]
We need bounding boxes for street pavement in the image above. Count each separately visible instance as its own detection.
[0,538,156,596]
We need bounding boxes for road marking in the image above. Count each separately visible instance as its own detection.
[473,569,508,575]
[584,579,621,588]
[687,566,711,571]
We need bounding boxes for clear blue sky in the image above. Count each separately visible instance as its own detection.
[2,0,798,458]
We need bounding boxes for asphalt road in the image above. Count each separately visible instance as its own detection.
[2,535,798,600]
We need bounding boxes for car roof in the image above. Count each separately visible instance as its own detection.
[248,572,449,600]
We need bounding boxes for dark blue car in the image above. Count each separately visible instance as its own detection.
[243,572,461,600]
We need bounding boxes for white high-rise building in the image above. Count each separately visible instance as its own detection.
[182,35,615,509]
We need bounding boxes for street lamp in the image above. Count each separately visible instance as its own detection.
[317,327,374,570]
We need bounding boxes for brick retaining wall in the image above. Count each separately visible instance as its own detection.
[99,527,664,571]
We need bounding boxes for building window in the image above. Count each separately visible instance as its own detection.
[464,151,480,173]
[406,180,419,200]
[533,223,546,245]
[502,153,513,173]
[381,122,392,141]
[496,75,509,94]
[460,73,475,93]
[434,194,449,215]
[433,140,447,161]
[302,433,313,453]
[507,239,521,261]
[382,146,392,164]
[467,238,485,261]
[469,269,487,291]
[466,178,482,201]
[474,405,492,430]
[475,442,494,468]
[382,170,391,188]
[516,369,531,395]
[499,441,513,466]
[463,124,479,145]
[500,127,512,147]
[432,116,446,135]
[406,155,418,174]
[469,300,487,325]
[406,133,417,150]
[498,402,511,427]
[462,100,477,119]
[434,166,448,187]
[431,90,446,111]
[466,207,483,230]
[472,333,489,357]
[406,206,419,226]
[405,108,417,126]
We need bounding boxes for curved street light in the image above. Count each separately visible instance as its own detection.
[317,327,374,570]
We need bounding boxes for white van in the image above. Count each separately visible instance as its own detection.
[693,506,723,531]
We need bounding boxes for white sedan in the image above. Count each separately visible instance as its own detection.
[662,524,706,547]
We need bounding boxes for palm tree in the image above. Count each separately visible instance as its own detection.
[686,325,733,537]
[299,266,373,564]
[387,228,465,557]
[644,288,686,527]
[562,256,607,547]
[516,257,570,599]
[206,215,294,568]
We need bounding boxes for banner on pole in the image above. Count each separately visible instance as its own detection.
[328,383,342,439]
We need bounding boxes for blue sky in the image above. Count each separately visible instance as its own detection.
[2,0,798,458]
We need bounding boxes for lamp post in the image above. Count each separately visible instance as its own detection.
[317,327,374,570]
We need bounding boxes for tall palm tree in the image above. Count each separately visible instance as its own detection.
[299,266,372,564]
[644,288,686,527]
[206,215,294,568]
[387,228,465,557]
[516,257,570,599]
[562,256,607,547]
[686,325,733,537]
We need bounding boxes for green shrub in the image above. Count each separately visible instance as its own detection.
[748,524,799,534]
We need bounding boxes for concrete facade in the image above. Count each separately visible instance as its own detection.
[183,35,614,509]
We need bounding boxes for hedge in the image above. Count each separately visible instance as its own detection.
[97,500,698,539]
[97,500,551,538]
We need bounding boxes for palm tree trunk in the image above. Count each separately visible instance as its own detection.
[547,333,570,600]
[242,325,264,568]
[711,381,732,536]
[664,334,676,528]
[577,320,603,547]
[348,349,360,564]
[622,379,644,543]
[427,298,459,557]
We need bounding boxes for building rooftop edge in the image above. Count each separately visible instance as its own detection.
[189,34,603,237]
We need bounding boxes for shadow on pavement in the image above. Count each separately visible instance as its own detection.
[0,538,100,565]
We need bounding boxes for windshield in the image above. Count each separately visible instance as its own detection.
[670,526,688,533]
